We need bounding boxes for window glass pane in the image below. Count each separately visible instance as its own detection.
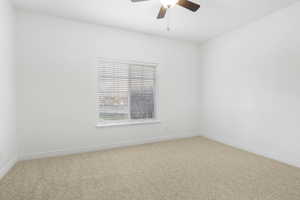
[97,61,156,124]
[97,63,129,121]
[129,65,155,120]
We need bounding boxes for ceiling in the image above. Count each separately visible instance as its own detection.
[12,0,300,43]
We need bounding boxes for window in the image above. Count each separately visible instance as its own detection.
[96,59,158,127]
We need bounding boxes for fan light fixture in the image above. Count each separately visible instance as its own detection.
[160,0,179,8]
[131,0,200,19]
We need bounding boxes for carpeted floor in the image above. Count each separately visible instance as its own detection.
[1,137,300,200]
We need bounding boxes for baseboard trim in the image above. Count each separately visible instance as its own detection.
[0,155,18,180]
[21,132,201,161]
[200,132,300,169]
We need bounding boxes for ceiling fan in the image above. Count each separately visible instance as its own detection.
[131,0,200,19]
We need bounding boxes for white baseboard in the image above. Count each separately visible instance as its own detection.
[0,155,18,180]
[21,132,201,161]
[200,132,300,169]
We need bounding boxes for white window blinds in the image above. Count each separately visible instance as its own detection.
[97,59,157,125]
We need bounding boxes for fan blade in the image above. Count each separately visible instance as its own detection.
[131,0,150,2]
[157,6,167,19]
[177,0,200,12]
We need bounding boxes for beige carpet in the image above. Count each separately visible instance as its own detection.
[1,137,300,200]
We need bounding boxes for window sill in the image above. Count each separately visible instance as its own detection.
[96,120,160,128]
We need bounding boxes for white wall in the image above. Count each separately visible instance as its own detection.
[0,0,17,178]
[198,2,300,167]
[16,11,202,159]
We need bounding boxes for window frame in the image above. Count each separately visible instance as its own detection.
[96,58,160,128]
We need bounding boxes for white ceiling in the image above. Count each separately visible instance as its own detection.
[12,0,300,43]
